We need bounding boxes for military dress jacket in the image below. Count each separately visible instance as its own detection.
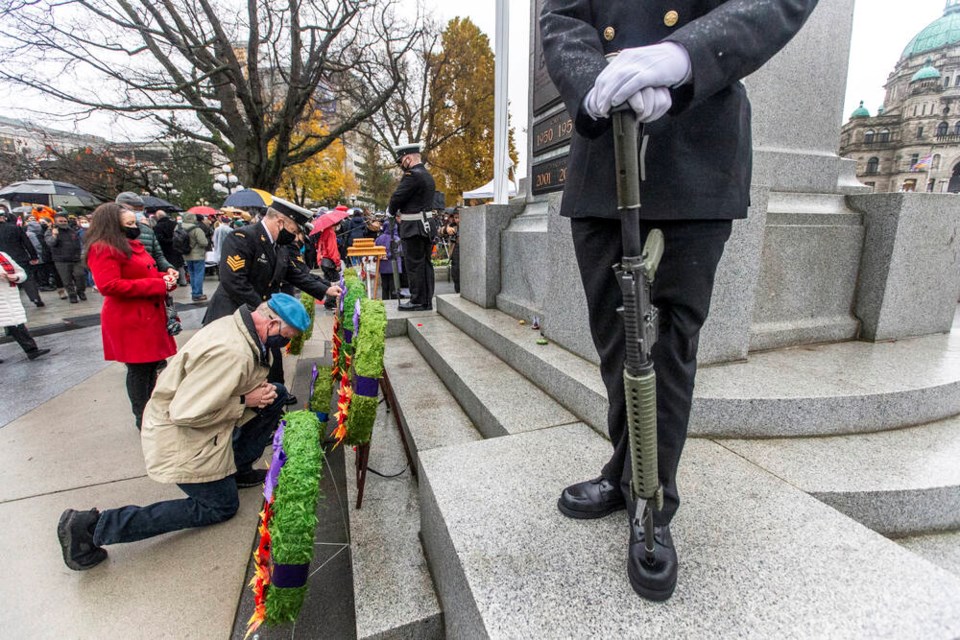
[540,0,819,221]
[202,221,331,325]
[388,163,436,240]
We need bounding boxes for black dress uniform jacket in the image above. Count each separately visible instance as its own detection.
[540,0,819,221]
[202,221,330,325]
[388,163,436,240]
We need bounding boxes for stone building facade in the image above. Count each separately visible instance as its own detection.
[840,0,960,193]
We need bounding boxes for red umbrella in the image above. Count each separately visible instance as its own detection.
[187,205,218,216]
[309,208,351,235]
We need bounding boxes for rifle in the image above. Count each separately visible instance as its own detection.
[611,106,665,571]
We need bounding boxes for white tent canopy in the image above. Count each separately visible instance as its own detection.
[462,177,518,200]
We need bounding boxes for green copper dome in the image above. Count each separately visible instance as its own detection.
[912,58,941,82]
[850,100,870,119]
[902,1,960,58]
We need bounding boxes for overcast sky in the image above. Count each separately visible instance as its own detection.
[0,0,948,180]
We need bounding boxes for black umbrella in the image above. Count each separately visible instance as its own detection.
[0,179,101,208]
[141,195,182,213]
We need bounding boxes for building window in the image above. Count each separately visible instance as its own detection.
[934,154,942,170]
[945,77,951,87]
[917,126,924,139]
[864,129,875,143]
[878,129,890,143]
[928,179,936,192]
[866,157,879,174]
[910,154,920,168]
[938,121,949,136]
[914,105,918,116]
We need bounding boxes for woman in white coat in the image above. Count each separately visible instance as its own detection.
[0,251,50,362]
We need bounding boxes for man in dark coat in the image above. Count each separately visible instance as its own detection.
[44,213,85,303]
[388,142,436,311]
[0,210,42,307]
[203,197,341,396]
[541,0,819,600]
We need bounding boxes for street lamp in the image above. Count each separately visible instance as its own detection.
[213,164,243,195]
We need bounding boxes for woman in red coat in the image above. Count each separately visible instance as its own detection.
[85,203,178,430]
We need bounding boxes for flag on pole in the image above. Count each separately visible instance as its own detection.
[913,154,933,171]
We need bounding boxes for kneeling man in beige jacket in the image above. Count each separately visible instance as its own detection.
[57,292,311,570]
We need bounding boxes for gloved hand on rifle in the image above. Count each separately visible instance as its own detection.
[584,42,692,123]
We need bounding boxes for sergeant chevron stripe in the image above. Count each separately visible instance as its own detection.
[226,255,246,271]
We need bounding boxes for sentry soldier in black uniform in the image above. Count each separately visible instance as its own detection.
[541,0,819,599]
[388,142,436,311]
[203,196,341,396]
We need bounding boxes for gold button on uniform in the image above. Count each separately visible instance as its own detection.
[603,26,615,41]
[664,10,679,27]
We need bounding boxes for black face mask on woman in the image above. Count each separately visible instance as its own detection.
[124,226,142,240]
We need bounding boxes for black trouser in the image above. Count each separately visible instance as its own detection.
[126,360,165,429]
[450,242,460,293]
[54,261,86,297]
[268,346,284,385]
[401,235,434,307]
[381,272,398,300]
[16,274,41,304]
[571,217,731,526]
[4,324,38,354]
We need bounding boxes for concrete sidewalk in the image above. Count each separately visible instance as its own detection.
[0,314,313,639]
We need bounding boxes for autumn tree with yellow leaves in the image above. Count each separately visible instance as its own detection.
[274,110,358,207]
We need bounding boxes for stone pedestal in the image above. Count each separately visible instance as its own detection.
[460,203,522,309]
[852,193,960,341]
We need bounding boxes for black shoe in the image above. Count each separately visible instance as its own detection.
[57,508,107,571]
[557,476,626,519]
[34,300,45,308]
[77,292,87,301]
[627,523,678,601]
[235,468,268,488]
[27,348,50,361]
[398,291,411,299]
[69,295,78,303]
[284,394,299,406]
[398,303,427,312]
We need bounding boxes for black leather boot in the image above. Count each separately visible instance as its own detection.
[557,476,625,519]
[627,523,678,601]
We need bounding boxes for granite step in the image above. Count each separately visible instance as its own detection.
[437,294,960,438]
[720,416,960,536]
[384,298,437,338]
[407,315,579,439]
[418,424,960,639]
[345,387,443,640]
[897,530,960,578]
[383,336,483,468]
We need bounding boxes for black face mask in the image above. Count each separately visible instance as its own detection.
[276,227,296,246]
[264,329,290,349]
[124,226,141,240]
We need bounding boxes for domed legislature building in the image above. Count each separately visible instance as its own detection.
[840,0,960,193]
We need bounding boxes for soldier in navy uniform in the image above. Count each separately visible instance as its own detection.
[388,142,436,311]
[203,196,342,400]
[541,0,819,600]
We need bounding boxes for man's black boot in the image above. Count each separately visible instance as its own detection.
[627,523,678,602]
[557,476,625,519]
[57,508,107,571]
[235,468,268,488]
[398,302,427,311]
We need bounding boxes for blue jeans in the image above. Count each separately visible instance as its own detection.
[93,384,288,546]
[186,259,206,298]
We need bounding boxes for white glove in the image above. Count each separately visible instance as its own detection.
[627,86,673,123]
[592,42,691,117]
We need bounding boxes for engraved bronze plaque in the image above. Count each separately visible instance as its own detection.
[531,155,569,195]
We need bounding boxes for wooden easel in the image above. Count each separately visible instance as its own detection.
[346,239,387,300]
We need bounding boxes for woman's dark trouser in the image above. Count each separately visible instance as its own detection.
[401,235,434,307]
[92,384,288,546]
[571,217,731,527]
[125,360,165,429]
[16,274,41,303]
[4,324,38,354]
[450,243,460,293]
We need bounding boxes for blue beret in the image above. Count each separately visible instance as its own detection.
[267,293,311,332]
